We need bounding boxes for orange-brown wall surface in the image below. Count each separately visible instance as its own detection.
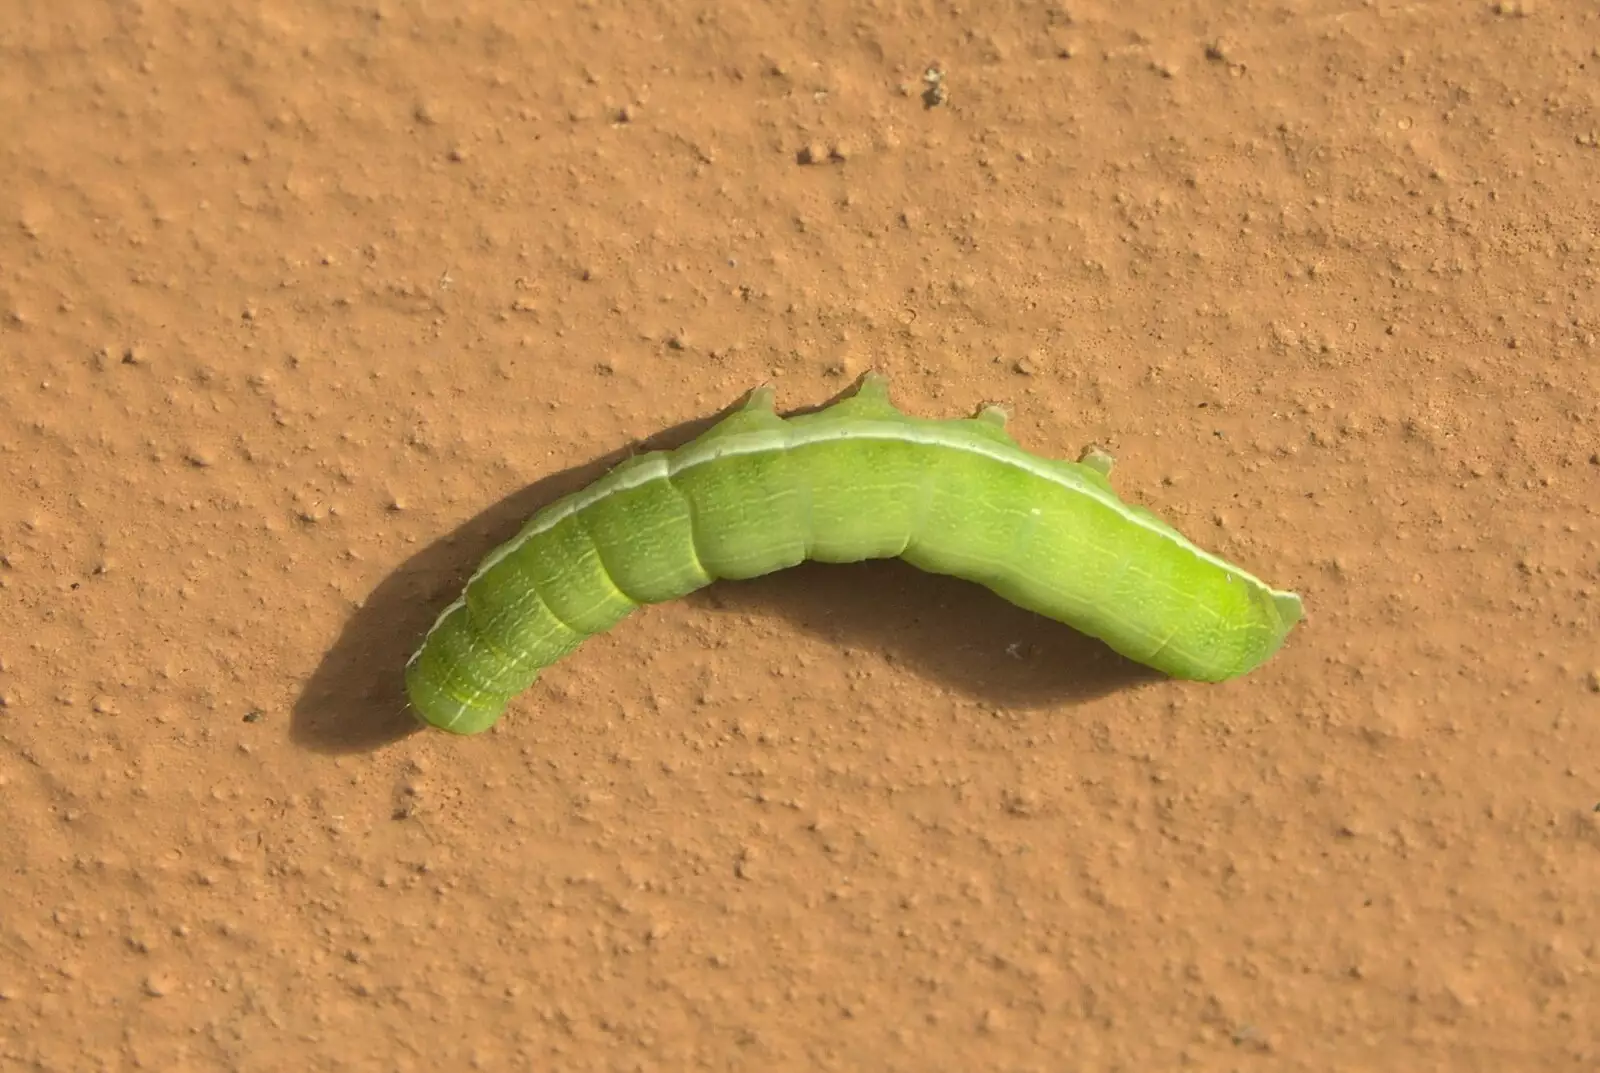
[1,3,1595,1070]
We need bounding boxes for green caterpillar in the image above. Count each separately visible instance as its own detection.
[405,375,1303,734]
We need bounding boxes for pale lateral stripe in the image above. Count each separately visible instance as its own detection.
[408,419,1291,668]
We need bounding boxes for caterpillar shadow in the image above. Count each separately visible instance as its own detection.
[691,561,1161,708]
[290,383,1160,754]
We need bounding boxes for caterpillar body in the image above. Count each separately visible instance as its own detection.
[405,375,1304,734]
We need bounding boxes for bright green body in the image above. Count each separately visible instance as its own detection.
[405,376,1303,734]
